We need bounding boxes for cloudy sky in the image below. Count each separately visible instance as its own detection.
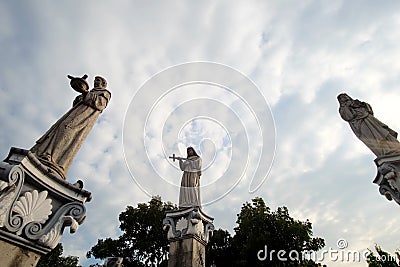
[2,1,400,266]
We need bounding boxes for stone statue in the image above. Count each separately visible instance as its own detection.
[165,148,214,267]
[171,147,202,208]
[338,93,400,157]
[103,257,123,267]
[30,75,111,179]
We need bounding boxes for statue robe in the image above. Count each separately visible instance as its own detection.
[339,99,400,157]
[31,87,111,179]
[179,156,202,208]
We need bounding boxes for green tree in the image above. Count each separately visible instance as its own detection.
[87,196,176,267]
[366,244,400,267]
[207,197,325,267]
[37,243,80,267]
[206,229,234,266]
[88,196,323,267]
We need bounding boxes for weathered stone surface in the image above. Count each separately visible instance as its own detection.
[168,237,205,267]
[166,148,213,266]
[103,257,123,267]
[0,239,40,267]
[163,207,214,267]
[163,207,214,243]
[0,147,91,262]
[30,75,111,180]
[338,93,400,157]
[174,147,202,209]
[374,154,400,205]
[338,93,400,206]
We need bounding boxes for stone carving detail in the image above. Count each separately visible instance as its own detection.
[338,93,400,157]
[187,210,203,237]
[374,155,400,205]
[163,217,175,240]
[0,181,16,227]
[38,216,79,249]
[30,75,111,180]
[163,207,214,243]
[338,94,400,206]
[379,163,400,192]
[187,218,204,237]
[23,202,86,242]
[0,148,90,254]
[0,181,8,191]
[175,217,188,234]
[13,190,52,235]
[204,222,214,243]
[0,165,24,228]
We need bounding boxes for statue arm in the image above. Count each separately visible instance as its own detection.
[339,105,354,121]
[84,90,111,111]
[188,157,202,171]
[179,158,186,171]
[195,158,202,176]
[73,94,84,107]
[194,157,202,171]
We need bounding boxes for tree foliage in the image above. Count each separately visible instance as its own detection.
[207,197,325,266]
[87,196,176,267]
[37,243,80,267]
[88,196,324,267]
[366,244,400,267]
[206,229,233,266]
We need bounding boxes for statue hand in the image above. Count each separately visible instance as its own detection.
[83,91,95,104]
[73,94,84,107]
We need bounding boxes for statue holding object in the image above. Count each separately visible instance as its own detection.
[338,93,400,205]
[338,93,400,157]
[0,74,104,264]
[30,75,111,180]
[164,147,213,267]
[170,147,202,209]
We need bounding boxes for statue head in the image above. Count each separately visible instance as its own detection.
[187,147,199,158]
[94,76,107,89]
[337,93,352,104]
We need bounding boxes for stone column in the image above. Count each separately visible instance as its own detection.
[0,147,91,266]
[163,207,214,267]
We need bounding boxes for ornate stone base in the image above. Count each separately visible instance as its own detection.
[0,147,91,264]
[163,207,214,267]
[374,154,400,205]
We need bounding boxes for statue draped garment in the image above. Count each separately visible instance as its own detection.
[179,156,202,208]
[339,99,400,157]
[30,88,111,179]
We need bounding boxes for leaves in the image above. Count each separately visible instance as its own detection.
[87,196,325,267]
[366,244,400,267]
[37,243,80,267]
[87,196,176,267]
[208,197,325,267]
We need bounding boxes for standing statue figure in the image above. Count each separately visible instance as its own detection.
[177,147,202,209]
[30,75,111,179]
[338,93,400,157]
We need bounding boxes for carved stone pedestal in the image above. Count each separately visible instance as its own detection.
[374,154,400,205]
[0,147,91,266]
[163,207,214,267]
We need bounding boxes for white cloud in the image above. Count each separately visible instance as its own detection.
[1,1,400,266]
